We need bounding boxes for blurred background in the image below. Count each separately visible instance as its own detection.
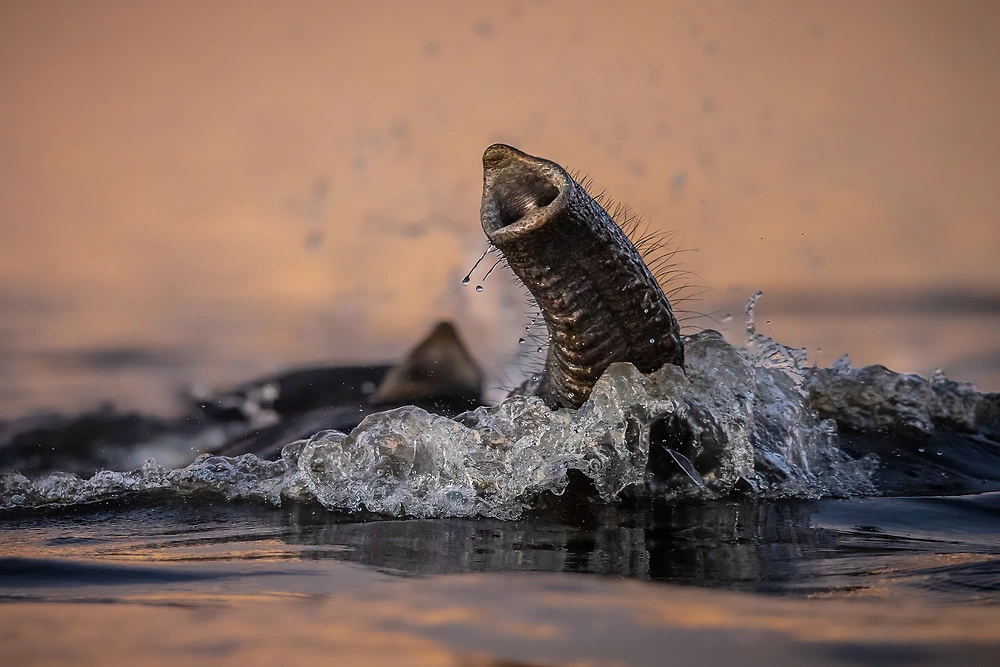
[1,0,998,418]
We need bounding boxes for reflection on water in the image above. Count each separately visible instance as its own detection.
[3,496,1000,665]
[4,494,1000,599]
[5,576,1000,667]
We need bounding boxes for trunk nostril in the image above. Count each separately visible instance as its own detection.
[481,144,566,236]
[493,170,560,228]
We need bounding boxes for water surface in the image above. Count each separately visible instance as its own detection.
[4,494,1000,665]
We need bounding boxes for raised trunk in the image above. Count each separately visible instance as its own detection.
[480,144,684,408]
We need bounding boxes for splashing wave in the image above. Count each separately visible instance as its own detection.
[5,295,999,518]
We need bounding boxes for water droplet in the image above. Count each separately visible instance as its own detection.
[525,325,530,331]
[649,338,656,344]
[462,246,490,285]
[537,346,543,352]
[475,285,484,292]
[643,308,649,313]
[918,447,926,453]
[518,338,525,344]
[766,320,771,325]
[722,314,733,322]
[482,257,503,281]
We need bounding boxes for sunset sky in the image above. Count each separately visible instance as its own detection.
[2,0,999,415]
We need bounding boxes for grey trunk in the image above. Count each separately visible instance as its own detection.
[480,144,684,408]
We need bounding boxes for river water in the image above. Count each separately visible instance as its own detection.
[3,311,1000,664]
[4,2,1000,663]
[3,494,1000,665]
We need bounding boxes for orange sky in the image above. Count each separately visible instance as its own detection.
[2,0,999,414]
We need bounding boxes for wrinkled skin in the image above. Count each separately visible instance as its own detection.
[480,144,684,408]
[477,145,1000,497]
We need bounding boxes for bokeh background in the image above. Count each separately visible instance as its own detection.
[2,0,998,417]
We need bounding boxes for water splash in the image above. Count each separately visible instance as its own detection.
[1,372,659,518]
[7,291,999,517]
[2,333,888,517]
[744,290,810,386]
[806,360,999,437]
[461,246,491,286]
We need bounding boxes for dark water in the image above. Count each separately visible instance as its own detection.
[3,323,1000,664]
[5,493,1000,597]
[3,493,1000,665]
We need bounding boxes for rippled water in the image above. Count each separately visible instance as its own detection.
[3,494,1000,665]
[6,297,997,518]
[3,303,1000,663]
